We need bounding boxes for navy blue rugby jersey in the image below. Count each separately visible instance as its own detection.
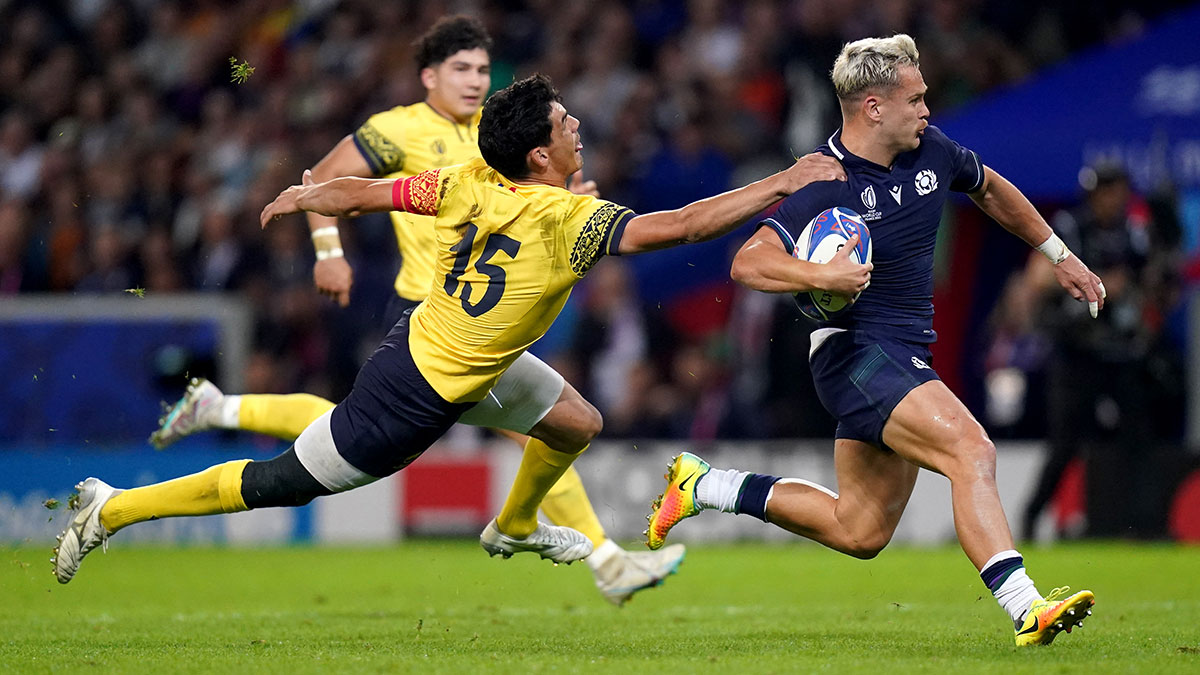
[762,125,983,343]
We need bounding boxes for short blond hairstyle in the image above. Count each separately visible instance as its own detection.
[831,34,920,100]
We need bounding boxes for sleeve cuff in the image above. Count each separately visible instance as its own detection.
[968,150,985,192]
[760,217,795,252]
[352,131,383,175]
[605,208,636,256]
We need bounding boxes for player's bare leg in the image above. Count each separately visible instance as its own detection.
[764,438,918,559]
[525,381,601,455]
[646,380,1092,643]
[646,441,915,557]
[882,380,1093,644]
[881,380,1012,568]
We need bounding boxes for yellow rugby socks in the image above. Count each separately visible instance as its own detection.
[98,460,250,533]
[496,438,586,538]
[540,465,606,546]
[236,394,335,440]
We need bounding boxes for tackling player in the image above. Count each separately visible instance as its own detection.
[644,34,1103,646]
[147,16,680,606]
[53,75,849,588]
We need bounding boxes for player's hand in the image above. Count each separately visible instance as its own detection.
[818,234,872,298]
[1053,254,1106,318]
[313,257,353,307]
[567,171,599,197]
[784,153,846,193]
[260,170,318,228]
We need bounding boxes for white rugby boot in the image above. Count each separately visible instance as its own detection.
[480,519,593,564]
[52,478,122,584]
[592,543,687,606]
[150,378,224,449]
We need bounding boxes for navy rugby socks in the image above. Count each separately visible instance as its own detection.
[734,473,782,521]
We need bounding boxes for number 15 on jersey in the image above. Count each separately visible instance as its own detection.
[443,223,521,317]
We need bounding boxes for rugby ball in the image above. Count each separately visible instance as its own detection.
[792,207,872,321]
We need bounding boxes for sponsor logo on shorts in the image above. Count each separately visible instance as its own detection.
[911,356,930,370]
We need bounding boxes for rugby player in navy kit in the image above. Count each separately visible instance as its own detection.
[646,34,1106,646]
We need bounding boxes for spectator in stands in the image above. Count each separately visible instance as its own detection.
[1,0,1187,441]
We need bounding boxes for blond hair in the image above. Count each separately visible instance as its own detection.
[831,34,920,100]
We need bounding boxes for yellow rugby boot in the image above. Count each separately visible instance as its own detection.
[645,452,710,550]
[1015,586,1095,646]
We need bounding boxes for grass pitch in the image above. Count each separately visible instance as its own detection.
[2,540,1197,673]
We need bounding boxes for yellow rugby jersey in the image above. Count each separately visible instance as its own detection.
[352,103,482,301]
[391,158,634,403]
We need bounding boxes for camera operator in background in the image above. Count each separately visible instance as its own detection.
[1018,163,1183,539]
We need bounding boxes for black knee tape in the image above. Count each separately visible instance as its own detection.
[241,447,333,508]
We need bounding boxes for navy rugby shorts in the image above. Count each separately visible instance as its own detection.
[329,308,474,478]
[381,294,421,332]
[808,329,940,447]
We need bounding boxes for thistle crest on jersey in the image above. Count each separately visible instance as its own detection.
[792,207,872,321]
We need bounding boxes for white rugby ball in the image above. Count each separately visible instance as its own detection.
[792,207,872,321]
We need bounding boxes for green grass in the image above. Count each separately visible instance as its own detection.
[1,541,1197,673]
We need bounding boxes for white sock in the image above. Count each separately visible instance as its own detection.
[695,468,750,513]
[982,550,1043,623]
[586,538,621,572]
[997,568,1042,623]
[216,394,241,428]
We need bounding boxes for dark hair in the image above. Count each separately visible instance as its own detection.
[414,15,492,71]
[478,74,561,180]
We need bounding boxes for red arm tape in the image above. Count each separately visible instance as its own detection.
[391,169,441,216]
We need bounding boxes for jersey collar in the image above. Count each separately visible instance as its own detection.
[421,102,479,140]
[826,129,892,173]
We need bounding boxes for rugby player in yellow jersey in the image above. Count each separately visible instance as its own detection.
[52,75,849,587]
[148,17,678,606]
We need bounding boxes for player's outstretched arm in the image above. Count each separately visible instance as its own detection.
[307,136,375,307]
[616,153,845,255]
[970,165,1106,317]
[731,228,871,297]
[261,170,397,227]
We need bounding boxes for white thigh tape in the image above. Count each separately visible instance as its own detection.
[294,409,377,492]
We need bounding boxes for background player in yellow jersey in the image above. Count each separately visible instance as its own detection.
[147,16,676,606]
[53,75,850,588]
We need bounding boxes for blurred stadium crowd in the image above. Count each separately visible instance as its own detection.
[0,0,1192,440]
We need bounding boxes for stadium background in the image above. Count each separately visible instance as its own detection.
[2,0,1200,546]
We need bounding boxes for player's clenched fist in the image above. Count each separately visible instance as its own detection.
[313,257,353,307]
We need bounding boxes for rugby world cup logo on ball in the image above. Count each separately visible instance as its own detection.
[792,207,872,321]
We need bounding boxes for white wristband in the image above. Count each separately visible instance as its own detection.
[1036,233,1071,265]
[311,226,340,240]
[315,247,344,261]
